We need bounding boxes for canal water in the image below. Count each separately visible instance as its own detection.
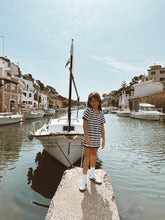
[0,111,165,220]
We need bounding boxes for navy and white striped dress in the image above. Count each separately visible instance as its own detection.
[83,107,105,148]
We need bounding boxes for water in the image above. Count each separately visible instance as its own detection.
[0,111,165,220]
[100,114,165,220]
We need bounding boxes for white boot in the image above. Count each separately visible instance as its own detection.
[79,174,87,192]
[90,167,102,184]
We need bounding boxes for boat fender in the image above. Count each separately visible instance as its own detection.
[28,134,33,141]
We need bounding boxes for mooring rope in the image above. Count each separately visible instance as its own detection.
[51,133,74,168]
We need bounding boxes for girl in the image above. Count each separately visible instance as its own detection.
[79,92,105,192]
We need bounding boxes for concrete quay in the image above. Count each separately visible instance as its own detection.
[45,167,120,220]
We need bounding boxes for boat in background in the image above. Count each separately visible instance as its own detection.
[116,108,131,117]
[31,39,84,167]
[102,107,110,114]
[44,108,55,116]
[23,109,44,119]
[0,112,23,125]
[110,107,118,114]
[131,103,163,121]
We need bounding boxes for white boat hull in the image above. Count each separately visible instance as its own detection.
[23,112,44,119]
[131,103,163,121]
[44,109,55,116]
[116,111,130,117]
[0,114,23,125]
[32,117,84,167]
[35,134,83,167]
[131,112,161,121]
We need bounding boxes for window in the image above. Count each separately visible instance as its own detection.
[160,77,165,81]
[160,70,165,74]
[151,71,155,75]
[23,92,26,97]
[63,126,74,131]
[29,93,32,97]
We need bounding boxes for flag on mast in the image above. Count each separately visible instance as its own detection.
[65,58,70,68]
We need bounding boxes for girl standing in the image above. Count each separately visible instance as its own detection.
[79,92,105,192]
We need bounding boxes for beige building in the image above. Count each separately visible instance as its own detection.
[0,57,20,112]
[142,65,165,83]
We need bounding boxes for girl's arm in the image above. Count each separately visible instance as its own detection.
[101,124,105,149]
[83,119,91,146]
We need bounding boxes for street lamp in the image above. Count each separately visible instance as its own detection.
[0,36,4,56]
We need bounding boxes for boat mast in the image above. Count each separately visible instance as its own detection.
[68,39,74,131]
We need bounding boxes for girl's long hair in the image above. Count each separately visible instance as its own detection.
[87,92,102,110]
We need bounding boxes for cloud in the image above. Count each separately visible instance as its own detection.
[90,56,144,74]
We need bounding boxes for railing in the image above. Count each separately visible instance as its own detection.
[32,121,43,133]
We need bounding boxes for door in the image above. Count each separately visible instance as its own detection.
[134,100,138,112]
[10,100,15,112]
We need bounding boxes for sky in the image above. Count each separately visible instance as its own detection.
[0,0,165,101]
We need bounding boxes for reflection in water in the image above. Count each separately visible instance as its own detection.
[0,123,23,170]
[27,150,66,199]
[27,150,103,199]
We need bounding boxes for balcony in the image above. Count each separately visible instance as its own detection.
[3,87,18,93]
[4,62,19,75]
[0,76,19,84]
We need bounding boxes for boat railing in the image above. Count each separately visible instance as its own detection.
[57,118,80,122]
[32,121,43,133]
[155,108,163,112]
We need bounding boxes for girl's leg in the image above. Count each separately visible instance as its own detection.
[83,147,90,174]
[90,148,98,167]
[79,147,90,191]
[90,148,102,184]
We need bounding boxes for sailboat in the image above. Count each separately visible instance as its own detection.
[0,112,23,125]
[31,40,84,167]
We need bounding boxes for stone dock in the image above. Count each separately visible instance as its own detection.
[45,167,120,220]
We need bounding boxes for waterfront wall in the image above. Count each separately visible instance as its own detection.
[129,91,165,112]
[45,167,120,220]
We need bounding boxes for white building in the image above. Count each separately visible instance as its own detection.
[19,78,38,108]
[118,90,132,109]
[38,92,48,109]
[118,81,163,110]
[131,80,163,98]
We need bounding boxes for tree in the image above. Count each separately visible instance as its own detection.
[36,80,45,91]
[102,94,107,99]
[22,73,35,82]
[45,85,58,94]
[121,80,127,88]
